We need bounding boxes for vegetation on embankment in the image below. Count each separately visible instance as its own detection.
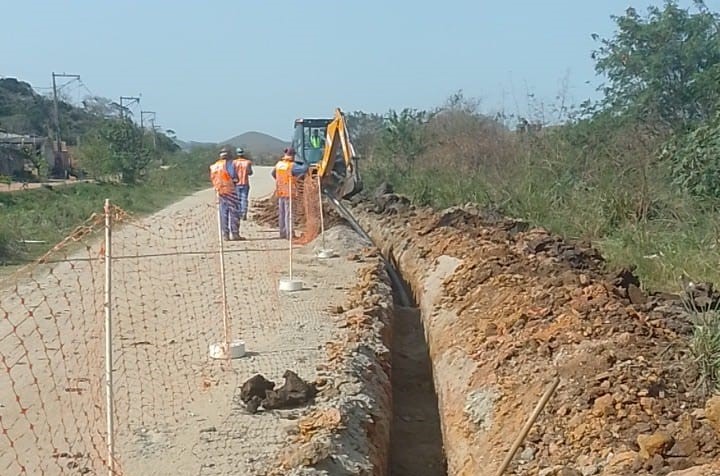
[349,1,720,293]
[0,147,215,264]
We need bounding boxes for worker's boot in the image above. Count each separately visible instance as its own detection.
[222,232,230,241]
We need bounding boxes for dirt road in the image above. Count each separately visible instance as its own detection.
[0,166,366,475]
[0,178,91,193]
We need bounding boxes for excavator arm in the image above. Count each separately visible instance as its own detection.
[311,108,363,199]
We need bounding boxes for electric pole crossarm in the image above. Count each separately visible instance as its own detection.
[119,96,141,120]
[140,110,156,129]
[51,72,81,177]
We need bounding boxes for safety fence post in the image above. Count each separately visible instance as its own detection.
[103,199,115,476]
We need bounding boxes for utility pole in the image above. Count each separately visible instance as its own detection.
[119,96,140,121]
[140,110,155,130]
[52,72,80,177]
[149,117,158,149]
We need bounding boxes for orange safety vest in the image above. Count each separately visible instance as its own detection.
[274,158,296,198]
[209,159,235,196]
[234,158,252,186]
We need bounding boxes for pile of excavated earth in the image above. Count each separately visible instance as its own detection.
[251,188,720,476]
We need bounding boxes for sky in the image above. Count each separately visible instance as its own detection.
[0,0,711,143]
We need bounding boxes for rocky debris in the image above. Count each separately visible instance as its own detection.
[251,195,279,226]
[667,462,720,475]
[706,396,720,436]
[350,193,720,475]
[637,432,674,459]
[240,374,276,405]
[374,182,394,197]
[266,257,393,475]
[296,408,343,443]
[239,371,317,414]
[683,281,720,311]
[251,195,345,231]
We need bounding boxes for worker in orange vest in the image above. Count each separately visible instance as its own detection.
[210,146,244,241]
[271,147,308,239]
[234,148,253,221]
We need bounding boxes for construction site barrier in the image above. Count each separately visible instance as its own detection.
[0,171,329,474]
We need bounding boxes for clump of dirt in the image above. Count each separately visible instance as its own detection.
[239,370,317,414]
[251,195,345,231]
[251,195,280,227]
[353,192,720,476]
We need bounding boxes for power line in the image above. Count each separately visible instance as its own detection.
[77,79,95,98]
[140,110,156,129]
[119,95,140,120]
[52,72,80,177]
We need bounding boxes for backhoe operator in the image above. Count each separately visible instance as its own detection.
[310,129,324,149]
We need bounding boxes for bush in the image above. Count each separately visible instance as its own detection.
[77,119,155,183]
[686,299,720,393]
[663,112,720,198]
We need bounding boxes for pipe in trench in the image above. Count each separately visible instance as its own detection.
[324,192,412,307]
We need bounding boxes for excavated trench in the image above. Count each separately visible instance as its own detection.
[348,193,720,476]
[388,286,447,475]
[324,193,448,475]
[256,193,720,475]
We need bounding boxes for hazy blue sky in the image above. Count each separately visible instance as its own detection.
[0,0,707,143]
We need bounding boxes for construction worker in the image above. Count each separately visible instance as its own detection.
[209,146,243,241]
[234,147,253,221]
[309,129,324,149]
[271,147,308,239]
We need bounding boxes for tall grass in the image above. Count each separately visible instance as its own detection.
[362,112,720,291]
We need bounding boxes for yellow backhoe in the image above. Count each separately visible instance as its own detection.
[291,108,362,199]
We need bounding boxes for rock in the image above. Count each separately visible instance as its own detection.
[647,453,665,472]
[667,462,720,475]
[539,467,582,476]
[627,284,648,305]
[611,267,641,293]
[374,182,393,197]
[667,437,699,458]
[684,281,720,310]
[519,446,536,462]
[559,468,582,476]
[539,467,562,476]
[637,432,674,459]
[580,465,600,476]
[263,370,317,410]
[239,370,317,413]
[592,394,615,417]
[705,396,720,436]
[240,374,275,404]
[605,451,640,472]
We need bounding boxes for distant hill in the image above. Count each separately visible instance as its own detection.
[222,131,290,157]
[173,138,216,151]
[0,78,98,141]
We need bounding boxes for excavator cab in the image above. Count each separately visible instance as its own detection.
[291,108,362,199]
[292,118,330,167]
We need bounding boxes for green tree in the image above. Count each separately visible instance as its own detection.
[78,119,154,183]
[662,110,720,197]
[376,108,431,168]
[346,111,384,159]
[593,1,720,130]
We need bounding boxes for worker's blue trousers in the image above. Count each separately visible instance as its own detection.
[236,185,250,220]
[278,197,291,238]
[219,193,239,237]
